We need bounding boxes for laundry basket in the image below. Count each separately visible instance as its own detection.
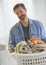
[11,51,46,65]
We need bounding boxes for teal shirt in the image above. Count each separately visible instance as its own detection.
[8,19,46,47]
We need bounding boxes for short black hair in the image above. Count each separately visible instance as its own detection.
[13,3,26,12]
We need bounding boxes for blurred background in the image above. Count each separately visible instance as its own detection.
[0,0,46,65]
[0,0,46,49]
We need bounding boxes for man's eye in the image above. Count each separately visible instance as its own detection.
[16,12,19,15]
[20,10,22,13]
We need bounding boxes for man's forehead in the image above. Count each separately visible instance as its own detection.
[14,7,25,12]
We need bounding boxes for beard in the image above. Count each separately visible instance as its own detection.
[18,14,26,20]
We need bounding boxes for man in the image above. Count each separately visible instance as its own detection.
[8,3,46,53]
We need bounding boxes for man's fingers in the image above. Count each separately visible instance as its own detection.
[8,46,13,53]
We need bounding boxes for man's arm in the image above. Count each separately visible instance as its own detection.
[8,30,15,53]
[39,21,46,43]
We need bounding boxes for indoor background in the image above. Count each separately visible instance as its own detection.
[0,0,46,49]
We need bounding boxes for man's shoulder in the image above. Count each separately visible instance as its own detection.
[10,22,20,32]
[29,18,41,25]
[30,19,40,23]
[29,18,43,28]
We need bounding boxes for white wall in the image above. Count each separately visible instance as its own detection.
[0,1,5,38]
[32,0,46,30]
[0,0,46,44]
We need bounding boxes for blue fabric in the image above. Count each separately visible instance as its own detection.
[8,19,46,47]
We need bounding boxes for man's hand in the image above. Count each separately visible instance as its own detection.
[8,45,15,53]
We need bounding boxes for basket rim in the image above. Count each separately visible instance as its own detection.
[11,51,46,56]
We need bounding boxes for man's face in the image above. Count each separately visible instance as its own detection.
[14,7,26,20]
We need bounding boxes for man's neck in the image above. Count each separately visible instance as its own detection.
[20,17,29,27]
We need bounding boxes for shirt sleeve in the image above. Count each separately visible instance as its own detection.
[8,29,15,47]
[39,22,46,41]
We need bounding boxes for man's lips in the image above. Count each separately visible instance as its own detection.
[19,15,24,18]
